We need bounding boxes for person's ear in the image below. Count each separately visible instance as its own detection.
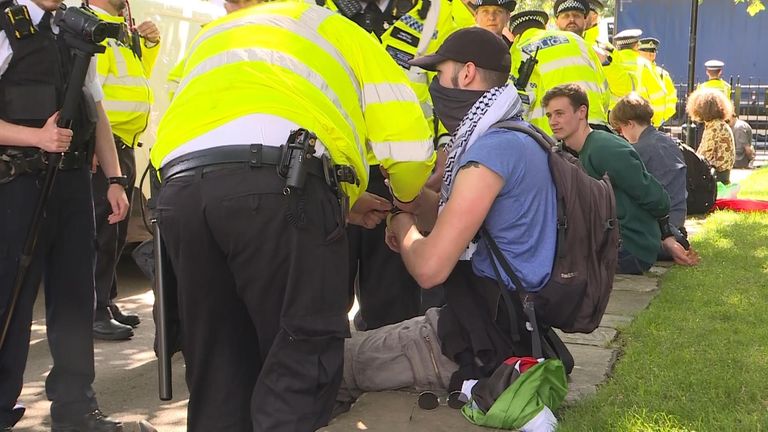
[579,104,588,119]
[462,62,477,87]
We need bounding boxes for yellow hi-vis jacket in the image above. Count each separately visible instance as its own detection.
[583,26,634,109]
[511,28,610,135]
[619,49,667,126]
[697,78,732,98]
[151,2,435,205]
[584,25,598,46]
[452,0,475,28]
[595,43,634,109]
[656,64,678,123]
[94,9,158,147]
[379,0,459,148]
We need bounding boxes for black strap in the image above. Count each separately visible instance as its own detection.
[481,226,543,359]
[485,248,520,343]
[37,10,51,32]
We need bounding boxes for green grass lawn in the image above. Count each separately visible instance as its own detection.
[740,167,768,200]
[557,170,768,431]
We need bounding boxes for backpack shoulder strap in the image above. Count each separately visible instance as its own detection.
[491,120,558,153]
[480,226,543,358]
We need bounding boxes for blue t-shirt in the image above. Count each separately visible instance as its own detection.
[459,128,557,292]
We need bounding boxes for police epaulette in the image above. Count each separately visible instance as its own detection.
[3,3,35,40]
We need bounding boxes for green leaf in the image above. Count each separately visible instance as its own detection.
[746,0,766,15]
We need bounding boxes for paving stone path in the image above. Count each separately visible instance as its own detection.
[322,262,674,432]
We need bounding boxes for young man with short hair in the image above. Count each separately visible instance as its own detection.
[543,84,699,274]
[610,94,689,257]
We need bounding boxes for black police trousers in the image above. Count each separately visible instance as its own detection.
[0,168,99,427]
[156,163,350,432]
[347,167,423,330]
[93,140,135,321]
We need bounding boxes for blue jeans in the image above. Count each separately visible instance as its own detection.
[617,247,654,275]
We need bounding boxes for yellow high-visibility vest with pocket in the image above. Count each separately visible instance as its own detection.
[511,28,610,135]
[619,49,667,126]
[94,9,158,147]
[379,0,461,149]
[657,64,678,123]
[151,2,435,205]
[697,78,732,98]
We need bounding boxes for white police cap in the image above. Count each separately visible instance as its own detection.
[704,60,725,70]
[613,29,643,49]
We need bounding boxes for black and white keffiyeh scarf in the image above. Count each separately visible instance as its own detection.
[439,84,525,210]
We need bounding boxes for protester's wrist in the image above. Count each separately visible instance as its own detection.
[658,215,674,240]
[386,206,405,228]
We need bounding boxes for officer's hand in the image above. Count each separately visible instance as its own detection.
[593,46,609,64]
[351,192,392,216]
[348,192,391,229]
[348,210,388,229]
[107,184,130,224]
[137,20,161,45]
[37,112,73,153]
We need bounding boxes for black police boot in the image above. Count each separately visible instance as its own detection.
[93,319,134,341]
[108,304,140,328]
[51,410,122,432]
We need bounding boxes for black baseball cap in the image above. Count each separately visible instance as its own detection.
[408,27,512,74]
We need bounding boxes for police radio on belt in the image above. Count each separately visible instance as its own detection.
[278,128,317,194]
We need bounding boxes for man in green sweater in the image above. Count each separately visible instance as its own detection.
[542,84,699,274]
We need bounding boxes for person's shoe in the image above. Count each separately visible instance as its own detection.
[109,304,140,328]
[51,410,123,432]
[93,319,134,341]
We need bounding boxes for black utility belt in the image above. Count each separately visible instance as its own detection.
[0,148,88,184]
[160,144,358,195]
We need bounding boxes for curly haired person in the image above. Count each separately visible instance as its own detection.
[687,88,736,184]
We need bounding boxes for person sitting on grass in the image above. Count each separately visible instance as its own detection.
[543,84,699,274]
[609,93,690,259]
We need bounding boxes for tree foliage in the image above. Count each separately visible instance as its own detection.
[734,0,765,15]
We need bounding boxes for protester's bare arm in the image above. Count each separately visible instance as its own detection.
[386,162,503,288]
